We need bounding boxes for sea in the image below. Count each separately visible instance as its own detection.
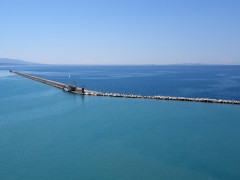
[0,65,240,180]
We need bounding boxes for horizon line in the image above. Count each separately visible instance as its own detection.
[1,57,240,66]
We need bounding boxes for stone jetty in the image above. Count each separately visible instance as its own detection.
[10,70,240,105]
[85,91,240,105]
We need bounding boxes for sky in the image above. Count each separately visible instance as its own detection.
[0,0,240,65]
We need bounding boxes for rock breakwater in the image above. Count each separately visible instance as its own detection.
[11,70,240,105]
[84,91,240,105]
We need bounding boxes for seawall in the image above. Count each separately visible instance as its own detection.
[11,70,240,105]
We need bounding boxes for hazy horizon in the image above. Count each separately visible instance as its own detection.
[1,57,240,66]
[1,0,240,65]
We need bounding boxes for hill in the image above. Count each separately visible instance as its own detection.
[0,58,36,65]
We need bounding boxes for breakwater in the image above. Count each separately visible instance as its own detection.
[11,70,240,105]
[11,70,85,95]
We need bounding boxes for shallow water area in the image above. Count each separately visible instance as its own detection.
[0,74,240,180]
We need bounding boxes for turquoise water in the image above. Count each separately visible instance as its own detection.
[1,73,240,179]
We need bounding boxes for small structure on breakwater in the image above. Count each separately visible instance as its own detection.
[63,84,77,92]
[10,70,240,105]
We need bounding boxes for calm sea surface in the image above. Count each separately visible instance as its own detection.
[3,65,240,100]
[0,65,240,179]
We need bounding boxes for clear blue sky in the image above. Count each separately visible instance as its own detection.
[0,0,240,64]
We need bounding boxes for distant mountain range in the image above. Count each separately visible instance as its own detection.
[1,58,238,66]
[0,58,36,65]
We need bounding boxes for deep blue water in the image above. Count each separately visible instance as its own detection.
[0,65,240,180]
[3,65,240,100]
